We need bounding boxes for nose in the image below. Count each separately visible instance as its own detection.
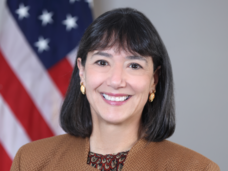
[107,64,126,89]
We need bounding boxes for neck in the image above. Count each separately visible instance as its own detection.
[89,119,140,155]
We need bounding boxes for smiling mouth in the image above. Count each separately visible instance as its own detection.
[102,93,130,102]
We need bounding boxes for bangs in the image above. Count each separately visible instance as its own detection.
[88,12,160,59]
[90,29,149,57]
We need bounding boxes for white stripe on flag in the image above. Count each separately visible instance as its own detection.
[0,95,31,159]
[0,7,64,135]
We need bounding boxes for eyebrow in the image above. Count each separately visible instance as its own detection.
[92,51,112,58]
[126,55,148,63]
[92,51,148,63]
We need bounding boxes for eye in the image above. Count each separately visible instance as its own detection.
[95,60,108,66]
[129,63,142,69]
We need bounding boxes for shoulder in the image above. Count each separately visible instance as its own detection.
[10,134,88,171]
[16,134,84,157]
[141,140,220,170]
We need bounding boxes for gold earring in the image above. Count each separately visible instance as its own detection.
[149,90,156,102]
[80,82,86,95]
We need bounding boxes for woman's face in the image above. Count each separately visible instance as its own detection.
[77,46,158,125]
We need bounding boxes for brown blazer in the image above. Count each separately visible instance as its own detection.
[11,134,220,171]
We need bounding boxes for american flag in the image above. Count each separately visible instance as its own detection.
[0,0,93,170]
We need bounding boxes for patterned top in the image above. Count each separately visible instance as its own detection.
[87,151,129,171]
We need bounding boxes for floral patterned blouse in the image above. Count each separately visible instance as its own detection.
[87,151,129,171]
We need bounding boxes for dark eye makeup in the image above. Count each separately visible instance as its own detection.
[95,60,143,70]
[95,60,108,66]
[129,63,143,69]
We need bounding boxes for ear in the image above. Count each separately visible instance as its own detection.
[150,66,161,93]
[77,58,86,85]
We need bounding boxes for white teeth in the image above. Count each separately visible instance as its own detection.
[102,94,129,102]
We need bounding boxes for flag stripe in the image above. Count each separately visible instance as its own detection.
[48,57,73,96]
[67,46,78,67]
[0,95,30,159]
[0,50,54,141]
[0,8,64,135]
[0,143,12,171]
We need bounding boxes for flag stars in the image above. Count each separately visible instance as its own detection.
[69,0,80,3]
[85,0,93,8]
[62,14,78,31]
[35,37,50,53]
[16,3,30,20]
[39,10,53,26]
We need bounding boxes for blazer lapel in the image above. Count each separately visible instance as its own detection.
[53,135,97,171]
[122,138,150,171]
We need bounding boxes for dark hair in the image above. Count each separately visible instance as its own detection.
[60,8,175,142]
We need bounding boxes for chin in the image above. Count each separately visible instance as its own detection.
[98,110,131,125]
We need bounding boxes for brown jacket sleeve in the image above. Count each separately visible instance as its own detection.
[10,145,23,171]
[204,161,220,171]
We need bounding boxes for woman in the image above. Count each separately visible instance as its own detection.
[11,8,219,171]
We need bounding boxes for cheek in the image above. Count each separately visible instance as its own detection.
[85,67,105,91]
[84,68,103,106]
[128,74,152,95]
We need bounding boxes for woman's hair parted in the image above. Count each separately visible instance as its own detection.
[60,8,175,142]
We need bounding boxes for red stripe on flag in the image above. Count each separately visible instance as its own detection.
[0,143,12,171]
[0,50,54,141]
[48,57,73,96]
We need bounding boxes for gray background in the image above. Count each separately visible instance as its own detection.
[0,0,227,170]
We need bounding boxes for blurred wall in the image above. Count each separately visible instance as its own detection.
[93,0,228,170]
[0,0,4,28]
[0,0,227,170]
